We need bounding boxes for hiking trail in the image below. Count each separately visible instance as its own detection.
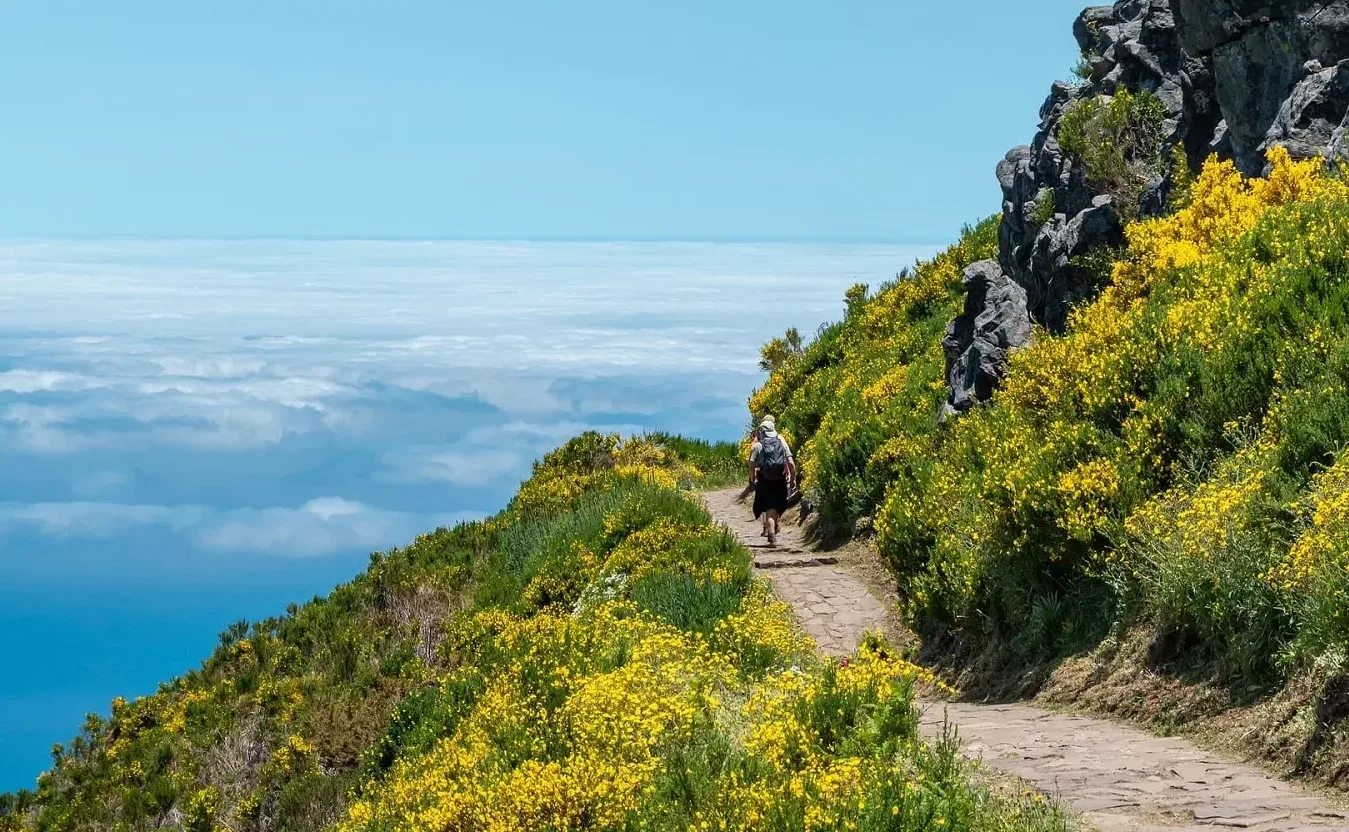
[702,487,1349,832]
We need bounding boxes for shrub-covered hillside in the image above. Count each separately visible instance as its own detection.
[1,433,1063,832]
[754,149,1349,685]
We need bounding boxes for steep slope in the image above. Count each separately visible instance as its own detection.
[752,88,1349,787]
[1,434,1064,832]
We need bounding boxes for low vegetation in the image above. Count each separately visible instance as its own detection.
[750,216,999,542]
[1057,89,1168,217]
[753,149,1349,712]
[2,434,1064,832]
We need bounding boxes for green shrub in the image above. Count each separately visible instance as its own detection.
[754,151,1349,693]
[647,433,744,486]
[9,434,794,831]
[1030,187,1057,226]
[758,327,805,373]
[1057,89,1166,217]
[749,216,1000,539]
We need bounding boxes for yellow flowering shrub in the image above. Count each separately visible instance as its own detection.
[1276,456,1349,590]
[0,427,1035,832]
[757,147,1349,676]
[17,433,859,832]
[751,217,1001,536]
[333,436,1060,832]
[713,580,815,672]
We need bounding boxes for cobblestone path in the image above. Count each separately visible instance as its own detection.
[702,487,1349,832]
[702,487,888,655]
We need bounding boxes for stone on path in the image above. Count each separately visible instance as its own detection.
[700,487,1349,832]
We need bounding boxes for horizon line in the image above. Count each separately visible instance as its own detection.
[0,233,951,247]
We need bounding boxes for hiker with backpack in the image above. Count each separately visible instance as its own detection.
[749,416,796,545]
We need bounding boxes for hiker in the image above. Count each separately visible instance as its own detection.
[749,416,795,545]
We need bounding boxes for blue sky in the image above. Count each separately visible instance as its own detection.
[2,1,1084,241]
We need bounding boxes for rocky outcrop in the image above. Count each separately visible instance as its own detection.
[942,0,1349,416]
[1265,58,1349,162]
[1173,0,1349,174]
[941,261,1032,421]
[998,1,1208,336]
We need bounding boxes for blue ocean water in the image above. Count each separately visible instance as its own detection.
[0,239,935,791]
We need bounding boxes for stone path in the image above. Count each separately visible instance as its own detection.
[703,487,889,655]
[927,702,1349,832]
[702,487,1349,832]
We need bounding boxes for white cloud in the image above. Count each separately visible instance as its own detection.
[194,498,474,557]
[0,370,101,394]
[301,496,365,520]
[0,235,932,455]
[0,498,479,558]
[0,239,941,560]
[0,396,308,453]
[1,403,88,454]
[149,356,270,378]
[0,501,206,538]
[380,447,524,487]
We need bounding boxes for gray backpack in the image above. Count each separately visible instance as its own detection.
[758,434,789,481]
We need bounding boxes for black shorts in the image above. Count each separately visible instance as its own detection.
[753,479,789,518]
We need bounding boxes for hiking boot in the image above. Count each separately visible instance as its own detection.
[767,532,776,546]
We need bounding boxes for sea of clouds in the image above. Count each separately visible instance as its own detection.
[0,239,935,570]
[0,239,937,788]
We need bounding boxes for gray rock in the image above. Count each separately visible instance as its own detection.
[995,0,1186,341]
[1076,6,1120,54]
[941,261,1032,421]
[1262,58,1349,163]
[1210,118,1232,155]
[1211,17,1310,173]
[1139,174,1171,216]
[1171,0,1309,56]
[997,145,1032,194]
[1061,195,1122,258]
[1023,196,1124,331]
[1179,54,1223,166]
[1171,1,1349,172]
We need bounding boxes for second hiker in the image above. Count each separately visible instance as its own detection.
[749,415,795,545]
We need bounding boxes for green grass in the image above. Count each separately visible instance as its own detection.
[630,572,745,635]
[649,432,746,487]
